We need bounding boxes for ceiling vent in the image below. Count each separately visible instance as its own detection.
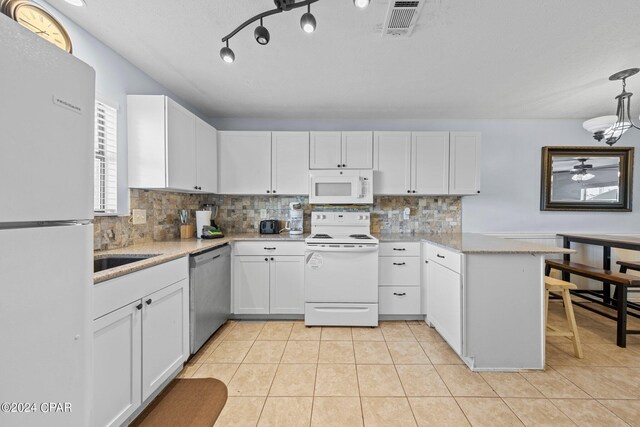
[381,0,426,38]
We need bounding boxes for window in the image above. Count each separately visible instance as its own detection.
[94,99,118,214]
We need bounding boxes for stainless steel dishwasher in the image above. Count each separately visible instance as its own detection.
[189,244,231,354]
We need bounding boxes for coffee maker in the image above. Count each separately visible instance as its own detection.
[289,202,303,235]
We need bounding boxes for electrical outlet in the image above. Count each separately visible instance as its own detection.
[403,207,411,220]
[260,209,267,219]
[132,209,146,225]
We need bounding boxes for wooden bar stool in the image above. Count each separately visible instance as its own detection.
[544,276,584,359]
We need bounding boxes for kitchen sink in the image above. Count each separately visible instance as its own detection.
[94,254,159,273]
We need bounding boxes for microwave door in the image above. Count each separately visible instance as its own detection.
[310,175,359,204]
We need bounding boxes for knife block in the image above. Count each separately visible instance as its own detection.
[180,224,195,239]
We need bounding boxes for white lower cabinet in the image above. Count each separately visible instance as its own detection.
[92,258,189,427]
[378,242,421,316]
[233,242,305,315]
[92,302,141,427]
[141,281,189,400]
[427,253,462,355]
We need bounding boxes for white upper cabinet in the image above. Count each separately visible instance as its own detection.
[310,132,342,169]
[128,95,217,192]
[310,131,373,169]
[373,132,412,195]
[218,131,272,195]
[272,132,310,195]
[195,117,218,193]
[342,131,373,169]
[412,132,450,195]
[449,132,481,195]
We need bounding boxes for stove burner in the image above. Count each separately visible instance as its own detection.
[349,234,372,239]
[312,234,332,239]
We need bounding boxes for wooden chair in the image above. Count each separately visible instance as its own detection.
[544,276,584,359]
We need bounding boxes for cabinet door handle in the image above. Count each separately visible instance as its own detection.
[437,254,445,259]
[194,186,198,190]
[393,248,406,251]
[412,190,416,193]
[265,257,269,261]
[425,260,429,264]
[264,247,276,250]
[407,190,411,193]
[393,262,406,266]
[272,190,276,194]
[136,303,143,310]
[146,299,152,305]
[337,164,342,168]
[270,257,274,261]
[393,292,406,296]
[342,164,346,168]
[266,190,271,193]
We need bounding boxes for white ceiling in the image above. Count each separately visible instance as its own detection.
[46,0,640,120]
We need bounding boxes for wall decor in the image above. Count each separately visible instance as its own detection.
[540,146,634,211]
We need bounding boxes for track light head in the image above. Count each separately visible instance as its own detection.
[353,0,370,9]
[300,8,316,33]
[220,45,235,63]
[255,19,270,45]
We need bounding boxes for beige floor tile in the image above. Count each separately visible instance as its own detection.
[207,340,254,363]
[224,322,265,341]
[410,324,444,343]
[257,397,313,427]
[214,396,265,427]
[381,323,417,342]
[257,322,294,341]
[227,363,278,396]
[554,366,640,399]
[551,398,629,427]
[311,397,363,427]
[480,372,543,398]
[435,365,497,397]
[191,363,239,385]
[599,399,640,427]
[396,365,450,397]
[353,341,393,364]
[590,343,640,367]
[356,364,405,397]
[361,397,417,427]
[281,340,320,364]
[269,364,316,397]
[243,341,287,364]
[289,323,321,341]
[387,341,431,364]
[319,341,355,363]
[419,341,464,364]
[409,397,471,426]
[547,341,621,367]
[352,327,385,341]
[315,364,359,396]
[456,397,523,427]
[176,363,200,378]
[503,398,576,427]
[321,327,353,341]
[520,368,590,399]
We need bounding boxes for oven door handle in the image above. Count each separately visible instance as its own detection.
[305,245,379,254]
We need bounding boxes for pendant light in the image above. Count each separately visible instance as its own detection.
[584,68,640,145]
[300,4,316,33]
[220,0,367,63]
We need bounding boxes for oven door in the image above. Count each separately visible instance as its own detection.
[304,245,379,303]
[309,171,373,204]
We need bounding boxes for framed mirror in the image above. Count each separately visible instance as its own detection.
[540,146,634,211]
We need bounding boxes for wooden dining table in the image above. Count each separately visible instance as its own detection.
[557,233,640,346]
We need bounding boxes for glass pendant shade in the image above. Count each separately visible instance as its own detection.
[300,12,316,33]
[572,172,595,182]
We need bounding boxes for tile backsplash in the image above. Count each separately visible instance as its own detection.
[94,190,461,250]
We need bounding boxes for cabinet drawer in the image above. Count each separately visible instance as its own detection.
[379,286,421,315]
[379,242,420,257]
[427,245,461,273]
[233,241,305,256]
[379,257,420,286]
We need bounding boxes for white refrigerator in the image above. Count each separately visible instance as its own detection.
[0,14,95,427]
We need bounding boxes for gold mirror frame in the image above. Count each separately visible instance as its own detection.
[540,146,634,212]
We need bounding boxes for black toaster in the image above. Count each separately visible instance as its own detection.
[259,219,280,234]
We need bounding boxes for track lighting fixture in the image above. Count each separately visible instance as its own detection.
[300,4,316,33]
[220,0,367,63]
[219,41,235,63]
[254,18,270,45]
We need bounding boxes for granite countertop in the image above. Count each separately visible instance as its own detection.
[94,233,309,283]
[375,233,575,255]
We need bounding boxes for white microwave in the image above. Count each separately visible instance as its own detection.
[309,170,373,204]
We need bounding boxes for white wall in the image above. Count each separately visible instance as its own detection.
[209,117,640,234]
[38,1,206,215]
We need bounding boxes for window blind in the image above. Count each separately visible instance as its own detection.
[94,100,118,214]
